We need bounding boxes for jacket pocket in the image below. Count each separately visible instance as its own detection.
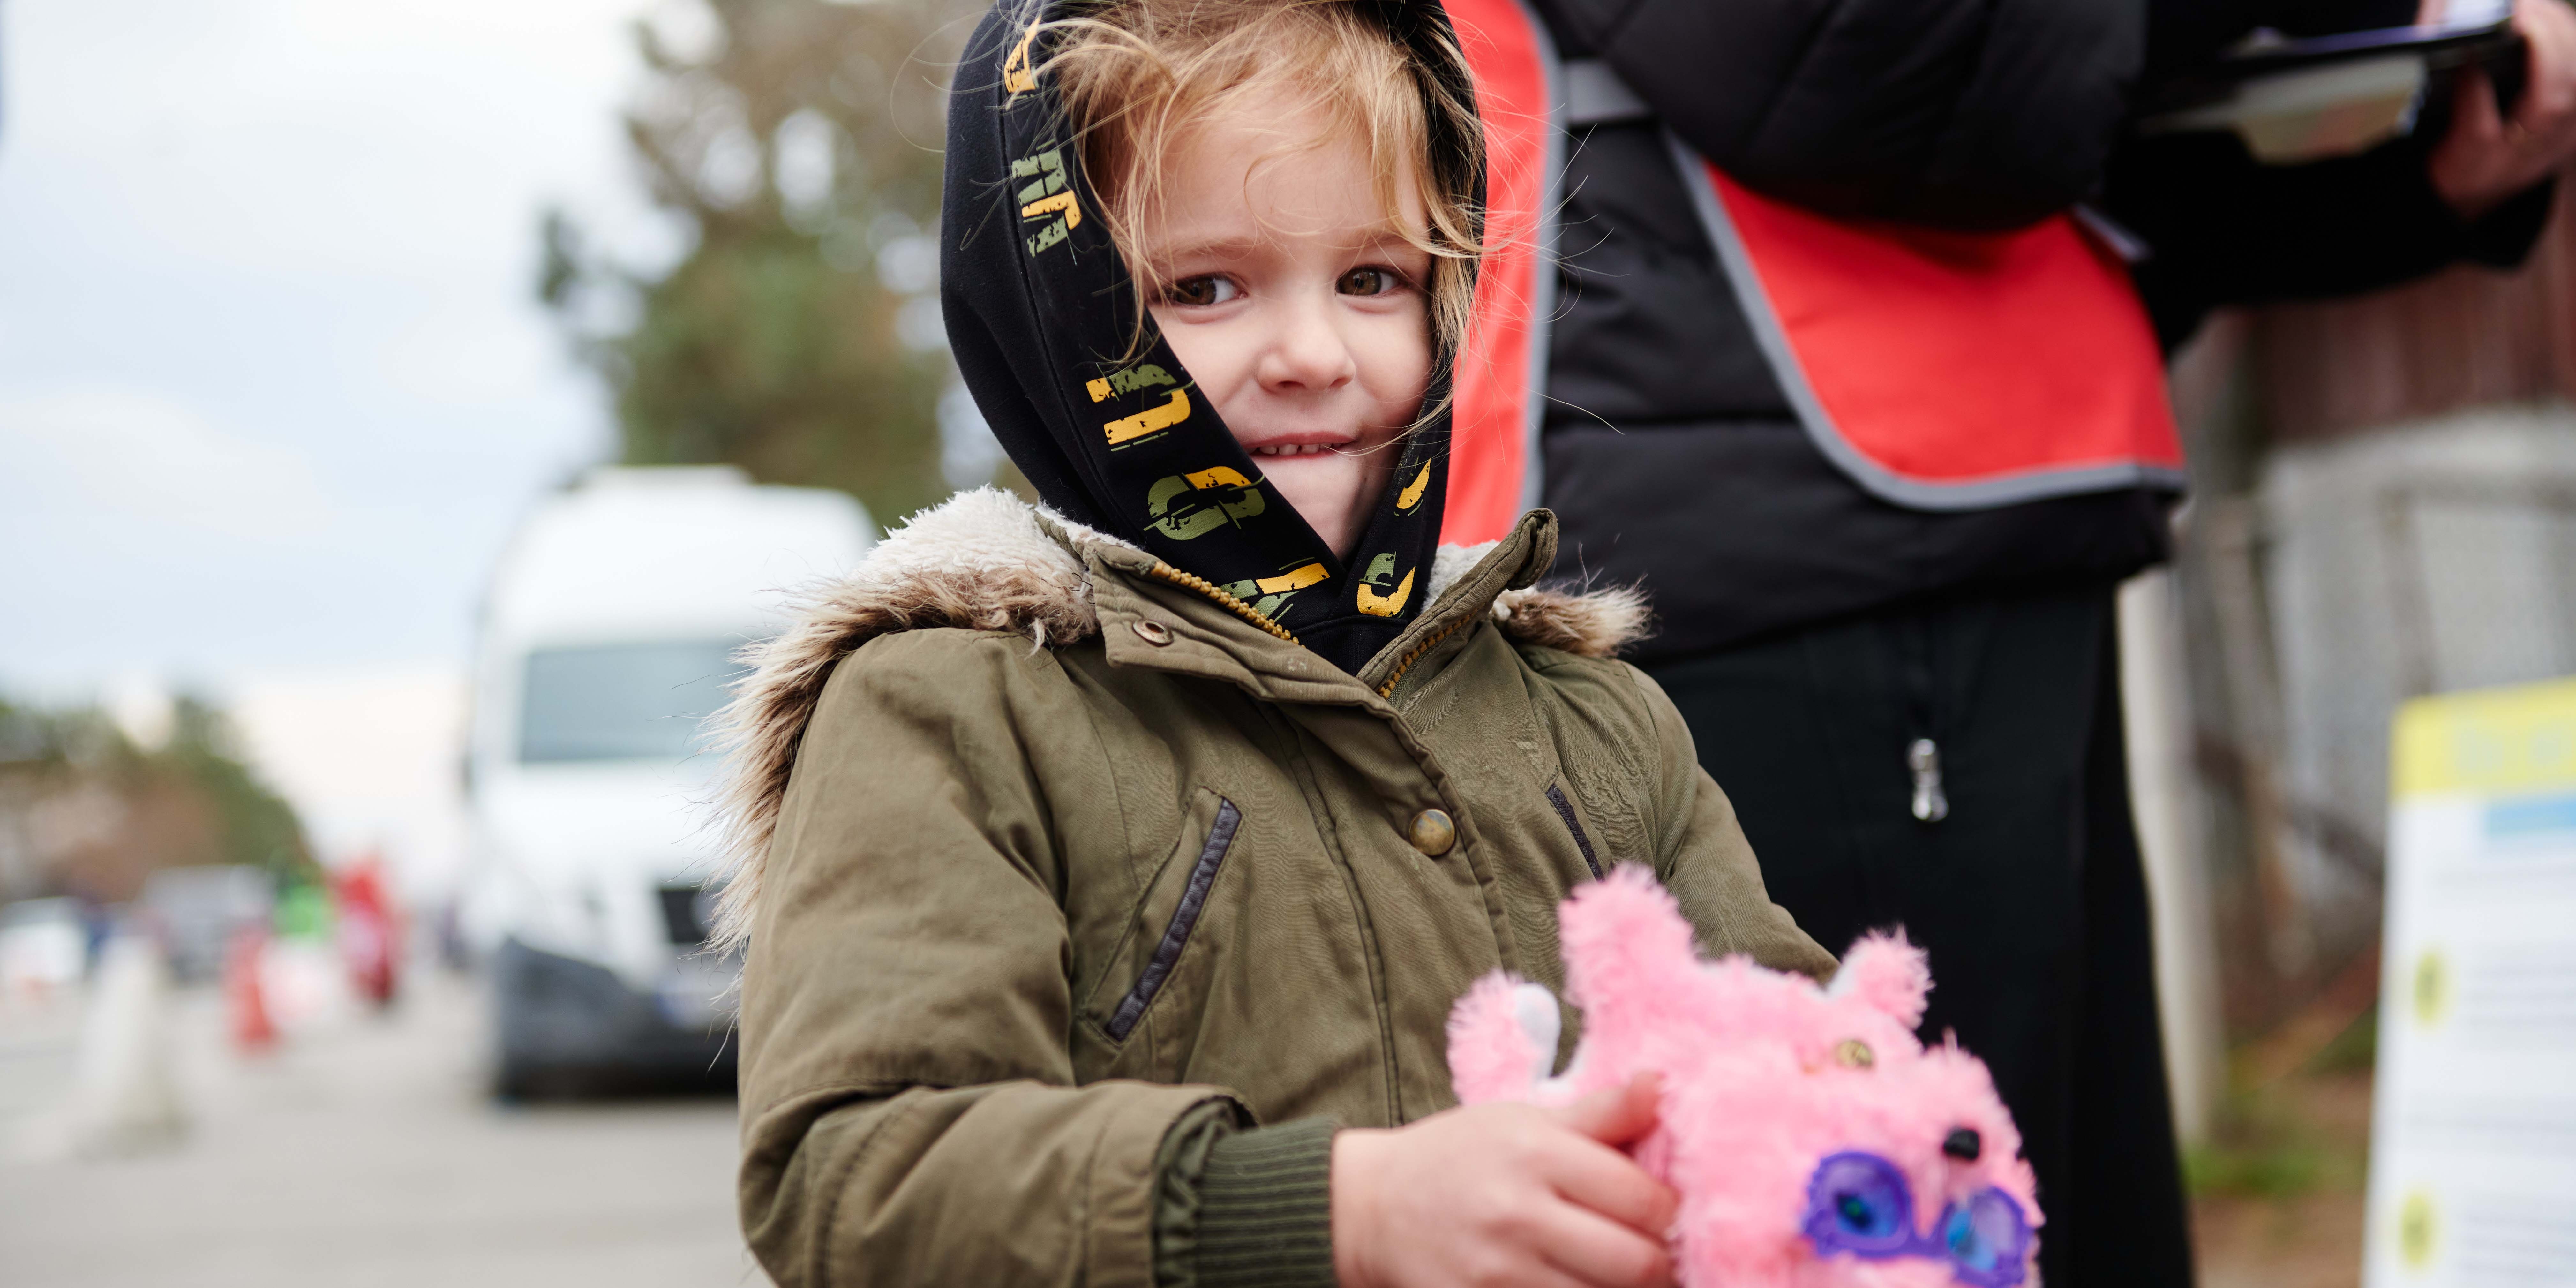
[1545,781,1603,879]
[1103,797,1242,1042]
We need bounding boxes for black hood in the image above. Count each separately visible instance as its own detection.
[940,0,1480,674]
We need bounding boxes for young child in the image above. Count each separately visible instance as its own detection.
[713,4,1832,1286]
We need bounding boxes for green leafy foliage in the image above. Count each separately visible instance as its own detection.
[545,0,988,529]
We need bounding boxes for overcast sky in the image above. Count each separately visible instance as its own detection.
[0,0,709,698]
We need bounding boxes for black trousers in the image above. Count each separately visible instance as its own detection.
[1646,582,2195,1288]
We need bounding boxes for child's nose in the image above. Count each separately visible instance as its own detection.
[1256,294,1356,392]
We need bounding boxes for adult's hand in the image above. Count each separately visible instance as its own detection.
[2432,0,2576,219]
[1330,1073,1678,1288]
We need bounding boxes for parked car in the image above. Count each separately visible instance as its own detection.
[141,866,274,983]
[460,466,872,1096]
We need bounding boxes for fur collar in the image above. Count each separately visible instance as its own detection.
[707,487,1647,948]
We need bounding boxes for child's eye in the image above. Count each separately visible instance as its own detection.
[1337,267,1405,297]
[1164,275,1240,307]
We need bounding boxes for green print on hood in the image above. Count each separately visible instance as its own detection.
[1221,560,1333,621]
[1014,147,1078,257]
[1147,468,1266,541]
[1086,364,1177,403]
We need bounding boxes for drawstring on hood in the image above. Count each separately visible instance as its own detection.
[939,0,1482,674]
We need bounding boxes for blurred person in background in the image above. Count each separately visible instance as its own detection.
[333,857,399,1010]
[1439,0,2576,1284]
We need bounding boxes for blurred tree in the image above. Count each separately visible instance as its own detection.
[162,697,314,882]
[0,694,315,902]
[544,0,987,529]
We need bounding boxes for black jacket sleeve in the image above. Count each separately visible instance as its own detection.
[2108,0,2557,348]
[2106,129,2558,351]
[1532,0,2144,230]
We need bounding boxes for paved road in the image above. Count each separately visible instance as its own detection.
[0,966,765,1287]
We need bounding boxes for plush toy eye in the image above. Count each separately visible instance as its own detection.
[1834,1038,1874,1069]
[1944,1189,2031,1274]
[1943,1206,1989,1266]
[1808,1153,1907,1240]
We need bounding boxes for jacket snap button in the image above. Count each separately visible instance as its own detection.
[1407,809,1456,857]
[1132,620,1174,646]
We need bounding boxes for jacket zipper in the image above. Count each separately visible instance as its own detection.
[1105,799,1243,1042]
[1144,560,1471,700]
[1377,614,1473,698]
[1543,783,1603,879]
[1144,564,1300,645]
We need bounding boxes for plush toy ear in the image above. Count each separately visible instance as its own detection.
[1556,865,1703,1023]
[1827,931,1932,1030]
[1447,974,1560,1103]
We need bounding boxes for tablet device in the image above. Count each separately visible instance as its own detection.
[2141,17,2525,163]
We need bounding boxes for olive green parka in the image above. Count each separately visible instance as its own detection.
[715,487,1831,1288]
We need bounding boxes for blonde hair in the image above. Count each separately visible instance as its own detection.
[1037,0,1485,369]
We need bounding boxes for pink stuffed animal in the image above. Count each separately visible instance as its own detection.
[1447,867,2040,1288]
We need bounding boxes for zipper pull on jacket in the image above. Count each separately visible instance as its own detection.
[1908,737,1949,823]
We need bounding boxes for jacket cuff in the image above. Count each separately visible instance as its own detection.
[1193,1118,1341,1288]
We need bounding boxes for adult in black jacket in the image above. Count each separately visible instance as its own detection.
[1519,0,2576,1284]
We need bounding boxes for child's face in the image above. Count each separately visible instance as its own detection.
[1130,97,1434,560]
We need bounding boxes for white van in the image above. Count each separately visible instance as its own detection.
[462,466,872,1096]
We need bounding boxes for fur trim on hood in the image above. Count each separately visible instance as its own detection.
[707,487,1647,949]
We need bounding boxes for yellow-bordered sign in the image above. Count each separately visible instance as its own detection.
[2392,676,2576,799]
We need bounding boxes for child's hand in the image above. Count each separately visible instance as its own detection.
[1330,1073,1677,1288]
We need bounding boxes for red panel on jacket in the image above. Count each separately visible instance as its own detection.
[1442,0,1551,546]
[1706,169,2183,491]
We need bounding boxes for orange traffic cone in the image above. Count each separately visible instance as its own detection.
[224,928,276,1052]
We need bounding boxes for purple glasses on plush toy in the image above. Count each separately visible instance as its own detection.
[1800,1150,2032,1288]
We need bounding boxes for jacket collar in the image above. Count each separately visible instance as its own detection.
[1073,507,1552,703]
[705,487,1647,948]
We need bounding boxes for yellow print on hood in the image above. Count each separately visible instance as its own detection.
[1355,552,1416,617]
[1394,462,1432,513]
[1222,561,1331,621]
[1002,24,1038,95]
[1104,389,1191,446]
[1013,148,1079,256]
[1252,562,1329,594]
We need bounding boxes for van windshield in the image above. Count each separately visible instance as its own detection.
[518,640,747,764]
